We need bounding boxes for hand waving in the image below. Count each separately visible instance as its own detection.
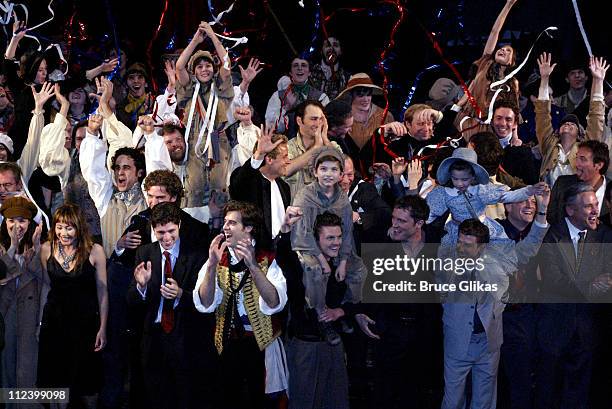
[239,58,263,84]
[537,52,557,78]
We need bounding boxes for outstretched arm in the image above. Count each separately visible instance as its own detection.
[176,24,207,87]
[483,0,518,56]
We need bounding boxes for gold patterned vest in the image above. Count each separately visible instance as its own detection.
[214,249,280,354]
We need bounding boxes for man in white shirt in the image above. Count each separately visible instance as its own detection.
[193,200,289,409]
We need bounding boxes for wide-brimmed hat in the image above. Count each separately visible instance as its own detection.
[436,148,489,186]
[188,50,215,74]
[336,73,383,100]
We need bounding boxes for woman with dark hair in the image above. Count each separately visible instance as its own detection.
[0,197,44,408]
[37,204,108,409]
[458,0,520,138]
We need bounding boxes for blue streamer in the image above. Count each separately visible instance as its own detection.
[103,0,121,81]
[302,0,321,60]
[400,61,461,117]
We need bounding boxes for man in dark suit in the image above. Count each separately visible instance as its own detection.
[128,202,216,409]
[102,169,211,409]
[535,182,612,409]
[229,129,291,249]
[548,140,610,225]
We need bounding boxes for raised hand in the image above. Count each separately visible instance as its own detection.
[137,115,155,134]
[191,24,207,45]
[12,17,27,42]
[589,56,610,81]
[537,52,557,78]
[535,183,551,210]
[415,108,439,126]
[164,59,176,91]
[32,224,42,253]
[208,234,228,266]
[31,82,54,111]
[88,114,104,135]
[53,83,69,108]
[101,58,120,73]
[134,261,152,288]
[239,58,263,85]
[255,123,283,156]
[391,157,408,177]
[234,106,253,125]
[234,239,257,270]
[280,206,303,233]
[407,159,423,189]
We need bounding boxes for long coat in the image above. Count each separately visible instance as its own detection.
[0,251,47,408]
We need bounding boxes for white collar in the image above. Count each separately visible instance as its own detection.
[564,217,586,241]
[499,134,513,148]
[159,238,181,258]
[444,185,478,197]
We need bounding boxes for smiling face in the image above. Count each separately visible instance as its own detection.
[492,107,516,138]
[68,87,87,106]
[146,185,177,209]
[351,88,372,111]
[153,221,180,250]
[406,109,434,141]
[389,207,422,242]
[339,158,355,193]
[55,221,77,247]
[222,210,252,248]
[566,191,599,230]
[0,170,21,204]
[505,196,537,226]
[290,58,310,84]
[567,69,587,90]
[264,144,290,178]
[113,155,142,192]
[127,73,146,97]
[194,60,214,83]
[6,216,30,242]
[494,45,514,66]
[317,225,342,259]
[297,104,324,140]
[575,146,603,184]
[163,130,186,163]
[0,146,9,162]
[559,121,579,140]
[315,159,342,190]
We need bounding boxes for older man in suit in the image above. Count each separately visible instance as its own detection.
[535,182,612,409]
[127,202,216,409]
[229,127,291,249]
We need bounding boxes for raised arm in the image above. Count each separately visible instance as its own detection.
[85,58,119,81]
[483,0,518,56]
[176,24,207,87]
[4,19,27,60]
[534,52,556,148]
[585,56,609,141]
[199,22,230,80]
[38,85,71,186]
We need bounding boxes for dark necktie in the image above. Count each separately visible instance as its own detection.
[576,231,586,271]
[161,251,175,333]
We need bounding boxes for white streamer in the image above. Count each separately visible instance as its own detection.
[209,2,234,26]
[571,0,593,56]
[182,82,201,164]
[45,43,68,75]
[484,26,558,124]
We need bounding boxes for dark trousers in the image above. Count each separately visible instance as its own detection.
[219,335,266,409]
[535,331,593,409]
[500,304,537,409]
[374,319,442,409]
[142,328,196,409]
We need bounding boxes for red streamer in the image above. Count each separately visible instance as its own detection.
[146,0,170,93]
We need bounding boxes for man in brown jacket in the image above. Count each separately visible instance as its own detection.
[534,53,608,187]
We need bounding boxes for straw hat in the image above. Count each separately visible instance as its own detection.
[336,73,383,100]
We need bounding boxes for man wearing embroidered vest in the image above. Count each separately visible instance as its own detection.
[175,21,235,206]
[194,201,288,409]
[128,202,215,409]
